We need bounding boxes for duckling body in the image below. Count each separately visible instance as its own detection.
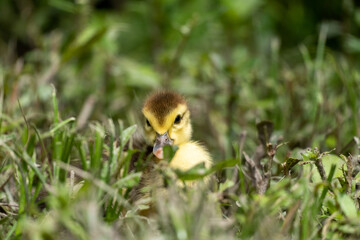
[130,91,212,206]
[170,141,211,170]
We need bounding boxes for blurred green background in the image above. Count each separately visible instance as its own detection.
[1,0,360,159]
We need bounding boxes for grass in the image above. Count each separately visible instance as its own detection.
[0,80,359,239]
[1,0,360,239]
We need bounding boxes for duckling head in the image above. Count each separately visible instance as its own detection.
[142,91,192,159]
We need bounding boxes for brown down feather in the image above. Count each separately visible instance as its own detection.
[143,91,186,125]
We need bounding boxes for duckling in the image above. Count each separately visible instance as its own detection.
[130,91,212,205]
[142,91,212,170]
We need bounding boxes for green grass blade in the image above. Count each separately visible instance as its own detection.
[121,124,137,147]
[317,164,336,211]
[77,140,88,171]
[59,133,75,182]
[90,124,104,176]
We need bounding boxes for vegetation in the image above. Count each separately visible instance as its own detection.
[1,0,360,239]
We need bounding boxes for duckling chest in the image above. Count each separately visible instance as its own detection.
[169,142,212,171]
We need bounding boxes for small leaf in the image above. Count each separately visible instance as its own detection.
[163,145,178,163]
[282,157,301,175]
[175,159,238,181]
[338,194,358,219]
[321,154,344,179]
[355,171,360,181]
[209,159,238,172]
[219,179,235,192]
[301,152,317,161]
[114,172,141,188]
[175,162,207,181]
[121,125,137,147]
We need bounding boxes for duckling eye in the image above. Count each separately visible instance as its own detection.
[174,115,181,124]
[146,119,151,127]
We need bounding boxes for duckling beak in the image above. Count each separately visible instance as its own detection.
[153,132,173,159]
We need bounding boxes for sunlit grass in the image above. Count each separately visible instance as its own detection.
[1,81,359,239]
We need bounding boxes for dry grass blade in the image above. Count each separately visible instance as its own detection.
[321,212,337,240]
[281,200,300,234]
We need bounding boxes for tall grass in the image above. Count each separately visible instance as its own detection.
[0,84,359,239]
